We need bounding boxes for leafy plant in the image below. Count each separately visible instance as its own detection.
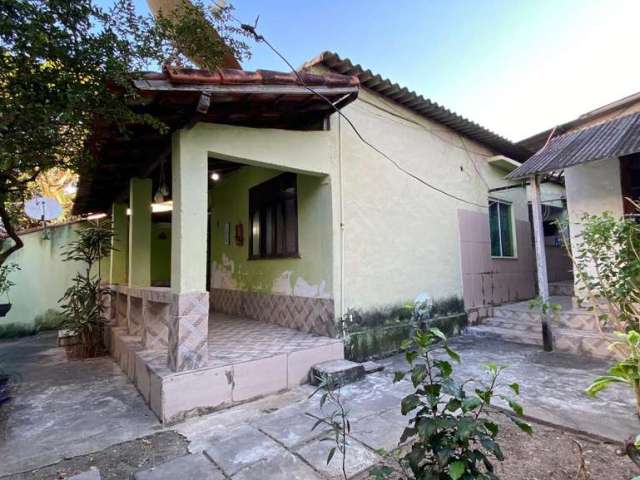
[0,0,250,267]
[377,328,532,480]
[0,263,20,300]
[33,309,66,331]
[309,374,351,480]
[586,331,640,415]
[59,222,113,357]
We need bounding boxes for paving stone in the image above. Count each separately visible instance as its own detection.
[251,406,329,448]
[295,438,380,479]
[68,467,100,480]
[232,450,322,480]
[309,359,365,386]
[203,424,284,476]
[361,361,384,374]
[349,414,406,452]
[132,454,223,480]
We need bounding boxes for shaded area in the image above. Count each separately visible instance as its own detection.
[3,431,187,480]
[0,332,160,477]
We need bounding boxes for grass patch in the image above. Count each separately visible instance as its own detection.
[0,322,37,340]
[34,309,66,331]
[0,309,66,340]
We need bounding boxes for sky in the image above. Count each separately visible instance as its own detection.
[98,0,640,142]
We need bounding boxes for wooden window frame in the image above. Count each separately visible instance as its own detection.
[248,172,299,260]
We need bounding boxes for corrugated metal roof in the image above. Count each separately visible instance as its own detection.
[507,111,640,179]
[303,51,531,161]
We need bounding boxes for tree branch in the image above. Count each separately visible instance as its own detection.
[0,200,24,267]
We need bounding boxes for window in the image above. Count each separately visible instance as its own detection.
[489,199,515,257]
[249,173,298,259]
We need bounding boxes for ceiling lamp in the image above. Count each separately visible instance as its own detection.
[211,172,221,181]
[154,156,169,203]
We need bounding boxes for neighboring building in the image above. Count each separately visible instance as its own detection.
[70,53,562,422]
[510,91,640,292]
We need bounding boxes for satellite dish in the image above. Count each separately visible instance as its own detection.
[24,197,63,221]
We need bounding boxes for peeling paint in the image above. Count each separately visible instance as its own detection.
[209,165,333,300]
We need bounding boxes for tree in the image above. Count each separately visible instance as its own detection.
[0,0,249,266]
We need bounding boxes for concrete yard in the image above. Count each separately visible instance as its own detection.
[0,332,160,477]
[0,331,638,478]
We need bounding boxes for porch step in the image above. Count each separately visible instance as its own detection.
[549,281,575,297]
[493,306,600,331]
[466,322,616,359]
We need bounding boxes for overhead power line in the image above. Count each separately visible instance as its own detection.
[232,17,488,209]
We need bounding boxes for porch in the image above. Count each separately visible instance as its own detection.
[71,66,359,422]
[107,285,343,423]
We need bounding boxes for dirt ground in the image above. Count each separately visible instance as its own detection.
[1,431,188,480]
[356,414,639,480]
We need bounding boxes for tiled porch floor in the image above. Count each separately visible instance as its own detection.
[138,313,342,376]
[109,306,344,423]
[207,314,341,367]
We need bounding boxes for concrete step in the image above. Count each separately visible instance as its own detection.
[493,306,600,332]
[467,325,542,346]
[550,282,575,297]
[482,317,541,333]
[467,324,616,359]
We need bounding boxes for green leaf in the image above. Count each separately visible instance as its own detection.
[448,460,465,480]
[393,371,406,383]
[585,375,627,396]
[507,383,520,395]
[444,345,461,363]
[512,418,533,435]
[434,359,453,377]
[401,394,421,415]
[462,396,482,413]
[430,327,447,341]
[326,446,336,465]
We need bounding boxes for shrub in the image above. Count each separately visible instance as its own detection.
[34,309,66,331]
[59,222,113,357]
[373,328,532,479]
[0,322,37,340]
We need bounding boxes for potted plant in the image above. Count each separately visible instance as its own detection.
[0,263,19,317]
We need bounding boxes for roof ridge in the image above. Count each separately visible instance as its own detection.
[303,51,529,161]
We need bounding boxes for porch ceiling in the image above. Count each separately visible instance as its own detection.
[73,66,359,215]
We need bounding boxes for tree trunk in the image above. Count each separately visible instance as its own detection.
[0,198,24,268]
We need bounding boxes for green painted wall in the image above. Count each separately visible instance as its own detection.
[1,223,85,326]
[210,166,333,298]
[151,223,171,286]
[0,219,171,328]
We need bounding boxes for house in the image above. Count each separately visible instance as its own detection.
[510,91,640,295]
[72,52,560,422]
[483,91,640,357]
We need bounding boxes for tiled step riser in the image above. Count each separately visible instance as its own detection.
[469,327,540,346]
[468,326,616,360]
[493,308,600,331]
[484,318,541,333]
[550,284,575,296]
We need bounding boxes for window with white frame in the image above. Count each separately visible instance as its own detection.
[489,199,515,257]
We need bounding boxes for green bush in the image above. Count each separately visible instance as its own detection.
[0,322,37,340]
[34,309,66,331]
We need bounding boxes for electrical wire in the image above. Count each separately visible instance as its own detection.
[233,17,488,209]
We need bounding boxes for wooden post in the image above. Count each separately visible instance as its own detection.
[530,174,553,351]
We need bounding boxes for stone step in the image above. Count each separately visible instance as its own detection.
[466,324,616,359]
[549,282,575,297]
[492,307,600,331]
[467,325,542,346]
[482,317,541,333]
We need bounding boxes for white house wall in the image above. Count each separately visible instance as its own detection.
[565,156,623,282]
[332,88,534,313]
